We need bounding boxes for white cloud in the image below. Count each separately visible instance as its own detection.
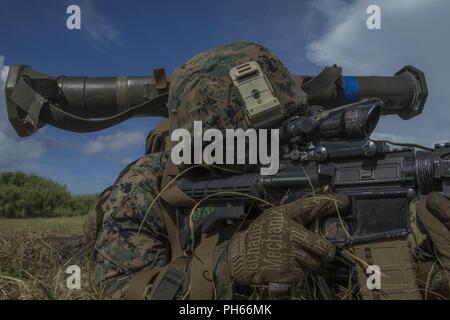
[78,0,123,52]
[0,55,48,168]
[0,132,46,166]
[304,0,450,146]
[371,132,421,145]
[81,131,145,156]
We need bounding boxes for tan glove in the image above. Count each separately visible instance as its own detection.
[416,192,450,299]
[227,194,349,285]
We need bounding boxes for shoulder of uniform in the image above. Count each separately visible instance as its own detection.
[114,151,169,184]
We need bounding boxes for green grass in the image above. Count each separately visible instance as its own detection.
[0,216,86,235]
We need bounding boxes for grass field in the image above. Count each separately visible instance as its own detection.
[0,216,86,235]
[0,215,107,300]
[0,217,343,300]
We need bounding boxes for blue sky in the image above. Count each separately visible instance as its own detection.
[1,0,450,194]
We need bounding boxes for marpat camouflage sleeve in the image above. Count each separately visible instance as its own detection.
[92,151,173,299]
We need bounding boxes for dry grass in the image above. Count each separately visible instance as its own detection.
[0,216,107,300]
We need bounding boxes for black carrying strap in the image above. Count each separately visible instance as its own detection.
[125,260,187,300]
[11,77,169,133]
[302,65,342,100]
[148,262,187,300]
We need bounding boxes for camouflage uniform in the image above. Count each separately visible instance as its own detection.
[86,41,309,299]
[88,151,170,298]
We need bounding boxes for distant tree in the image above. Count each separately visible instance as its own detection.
[0,172,97,218]
[69,194,99,217]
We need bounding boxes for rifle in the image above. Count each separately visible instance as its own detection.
[176,98,450,299]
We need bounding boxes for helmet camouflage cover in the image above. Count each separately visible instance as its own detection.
[168,42,307,133]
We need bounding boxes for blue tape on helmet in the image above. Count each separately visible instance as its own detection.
[343,76,359,102]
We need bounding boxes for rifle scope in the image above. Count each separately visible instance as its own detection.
[279,98,382,144]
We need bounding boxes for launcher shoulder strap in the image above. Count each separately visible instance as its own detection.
[302,65,342,100]
[125,158,193,300]
[126,156,220,300]
[157,159,219,300]
[145,118,171,154]
[10,77,168,135]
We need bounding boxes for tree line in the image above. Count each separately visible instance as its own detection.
[0,172,97,218]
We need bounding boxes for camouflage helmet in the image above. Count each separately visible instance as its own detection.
[168,42,307,133]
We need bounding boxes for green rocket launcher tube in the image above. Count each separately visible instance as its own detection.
[296,65,428,120]
[4,64,427,137]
